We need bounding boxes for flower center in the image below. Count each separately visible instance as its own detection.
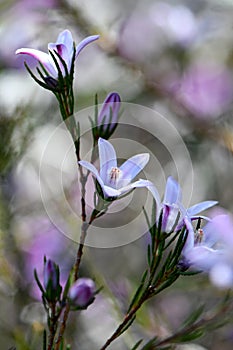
[194,228,204,244]
[108,167,122,187]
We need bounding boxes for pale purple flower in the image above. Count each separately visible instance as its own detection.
[97,92,121,133]
[16,29,99,78]
[182,213,233,277]
[147,176,217,232]
[68,278,95,308]
[79,138,150,198]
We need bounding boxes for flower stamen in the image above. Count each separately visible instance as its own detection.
[109,167,122,186]
[194,228,204,244]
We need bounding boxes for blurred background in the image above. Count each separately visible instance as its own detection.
[1,0,233,349]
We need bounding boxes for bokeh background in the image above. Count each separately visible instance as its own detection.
[1,0,233,349]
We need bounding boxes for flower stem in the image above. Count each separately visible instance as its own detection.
[99,299,144,350]
[47,303,57,350]
[54,304,71,350]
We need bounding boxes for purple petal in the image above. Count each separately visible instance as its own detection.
[203,213,233,247]
[15,48,57,77]
[98,92,121,129]
[184,246,223,271]
[56,30,74,55]
[99,138,117,184]
[212,213,233,246]
[76,35,100,58]
[187,200,218,217]
[163,176,181,205]
[119,153,149,186]
[182,217,195,253]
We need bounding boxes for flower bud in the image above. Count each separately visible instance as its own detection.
[97,92,121,135]
[68,278,95,309]
[43,259,61,301]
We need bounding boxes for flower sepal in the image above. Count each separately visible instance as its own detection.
[43,257,62,303]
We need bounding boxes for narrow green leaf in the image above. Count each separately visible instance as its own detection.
[24,62,54,91]
[147,244,151,266]
[49,50,65,82]
[140,336,157,349]
[178,270,202,276]
[143,206,150,229]
[34,269,45,294]
[130,339,143,350]
[177,329,204,342]
[43,330,47,350]
[182,305,205,328]
[128,270,148,312]
[119,315,136,335]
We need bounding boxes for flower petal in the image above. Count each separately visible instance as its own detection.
[56,29,74,56]
[98,138,117,184]
[210,262,233,288]
[118,179,155,197]
[102,185,121,197]
[79,160,120,198]
[144,181,161,211]
[187,200,218,216]
[185,246,223,271]
[98,92,121,129]
[202,214,233,247]
[76,35,100,58]
[163,176,181,205]
[78,160,104,189]
[119,153,149,187]
[15,48,57,77]
[182,217,195,253]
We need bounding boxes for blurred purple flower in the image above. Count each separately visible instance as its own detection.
[175,64,233,118]
[118,3,198,62]
[16,30,99,77]
[20,217,72,299]
[21,0,57,8]
[97,92,121,133]
[79,138,150,198]
[68,278,95,308]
